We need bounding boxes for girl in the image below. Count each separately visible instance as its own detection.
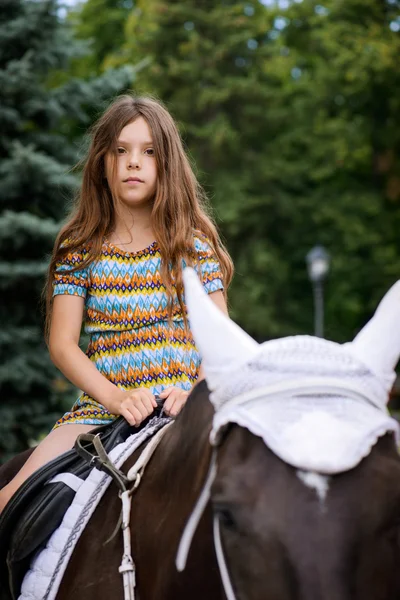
[0,94,233,513]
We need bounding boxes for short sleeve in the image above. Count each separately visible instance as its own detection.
[194,234,224,294]
[52,244,89,299]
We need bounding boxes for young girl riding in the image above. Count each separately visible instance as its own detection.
[0,94,233,513]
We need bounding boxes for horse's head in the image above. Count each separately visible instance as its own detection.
[212,427,400,600]
[179,271,400,600]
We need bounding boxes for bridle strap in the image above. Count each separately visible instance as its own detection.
[176,451,218,571]
[176,452,238,600]
[211,377,388,417]
[176,377,389,598]
[213,516,236,600]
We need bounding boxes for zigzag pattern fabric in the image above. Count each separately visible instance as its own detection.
[52,234,223,427]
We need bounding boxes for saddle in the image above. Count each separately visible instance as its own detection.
[0,411,160,600]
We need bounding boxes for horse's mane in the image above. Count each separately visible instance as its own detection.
[155,379,215,489]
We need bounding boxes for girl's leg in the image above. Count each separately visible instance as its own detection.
[0,423,97,514]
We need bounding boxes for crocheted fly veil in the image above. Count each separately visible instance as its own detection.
[183,269,400,474]
[176,271,400,574]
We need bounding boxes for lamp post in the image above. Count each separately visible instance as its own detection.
[306,245,330,338]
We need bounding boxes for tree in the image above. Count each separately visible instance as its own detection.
[0,0,133,460]
[103,0,400,342]
[69,0,134,76]
[258,0,400,341]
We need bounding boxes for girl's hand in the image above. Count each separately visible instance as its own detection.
[159,386,189,418]
[110,387,157,426]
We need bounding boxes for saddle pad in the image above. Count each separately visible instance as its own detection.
[1,415,144,600]
[18,415,170,600]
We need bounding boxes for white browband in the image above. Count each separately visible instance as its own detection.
[211,376,388,417]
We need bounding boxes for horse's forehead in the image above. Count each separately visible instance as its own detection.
[222,426,400,492]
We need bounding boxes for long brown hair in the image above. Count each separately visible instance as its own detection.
[44,94,233,339]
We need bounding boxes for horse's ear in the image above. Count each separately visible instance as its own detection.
[346,280,400,394]
[183,268,259,391]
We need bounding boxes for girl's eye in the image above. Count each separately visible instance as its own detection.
[117,147,126,154]
[144,148,154,156]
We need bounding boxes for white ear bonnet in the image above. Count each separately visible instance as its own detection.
[183,269,400,474]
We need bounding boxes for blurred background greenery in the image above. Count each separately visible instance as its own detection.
[1,0,399,461]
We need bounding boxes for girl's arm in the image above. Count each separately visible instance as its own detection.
[49,295,119,407]
[49,295,155,422]
[208,289,229,314]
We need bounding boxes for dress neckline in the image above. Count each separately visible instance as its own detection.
[104,238,158,257]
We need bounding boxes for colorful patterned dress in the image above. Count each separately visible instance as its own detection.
[52,234,223,427]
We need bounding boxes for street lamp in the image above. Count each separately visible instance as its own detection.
[306,245,330,338]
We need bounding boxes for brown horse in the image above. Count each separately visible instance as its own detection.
[3,379,400,600]
[56,380,400,600]
[3,272,400,600]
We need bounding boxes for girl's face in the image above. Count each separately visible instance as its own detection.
[105,117,158,209]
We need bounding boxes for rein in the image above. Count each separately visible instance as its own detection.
[75,379,384,600]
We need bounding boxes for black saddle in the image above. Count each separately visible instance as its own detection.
[0,409,162,600]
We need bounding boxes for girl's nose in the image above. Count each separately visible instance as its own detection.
[128,154,140,169]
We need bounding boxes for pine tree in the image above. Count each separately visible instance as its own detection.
[0,0,133,460]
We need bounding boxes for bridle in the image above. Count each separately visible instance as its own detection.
[174,441,238,600]
[92,378,390,600]
[176,377,392,600]
[213,507,237,600]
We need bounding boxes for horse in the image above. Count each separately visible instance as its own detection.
[2,271,400,600]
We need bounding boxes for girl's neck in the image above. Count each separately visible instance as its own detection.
[110,203,155,251]
[114,202,152,230]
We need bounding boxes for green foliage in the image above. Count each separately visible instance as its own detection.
[68,0,134,75]
[97,0,400,342]
[0,0,132,461]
